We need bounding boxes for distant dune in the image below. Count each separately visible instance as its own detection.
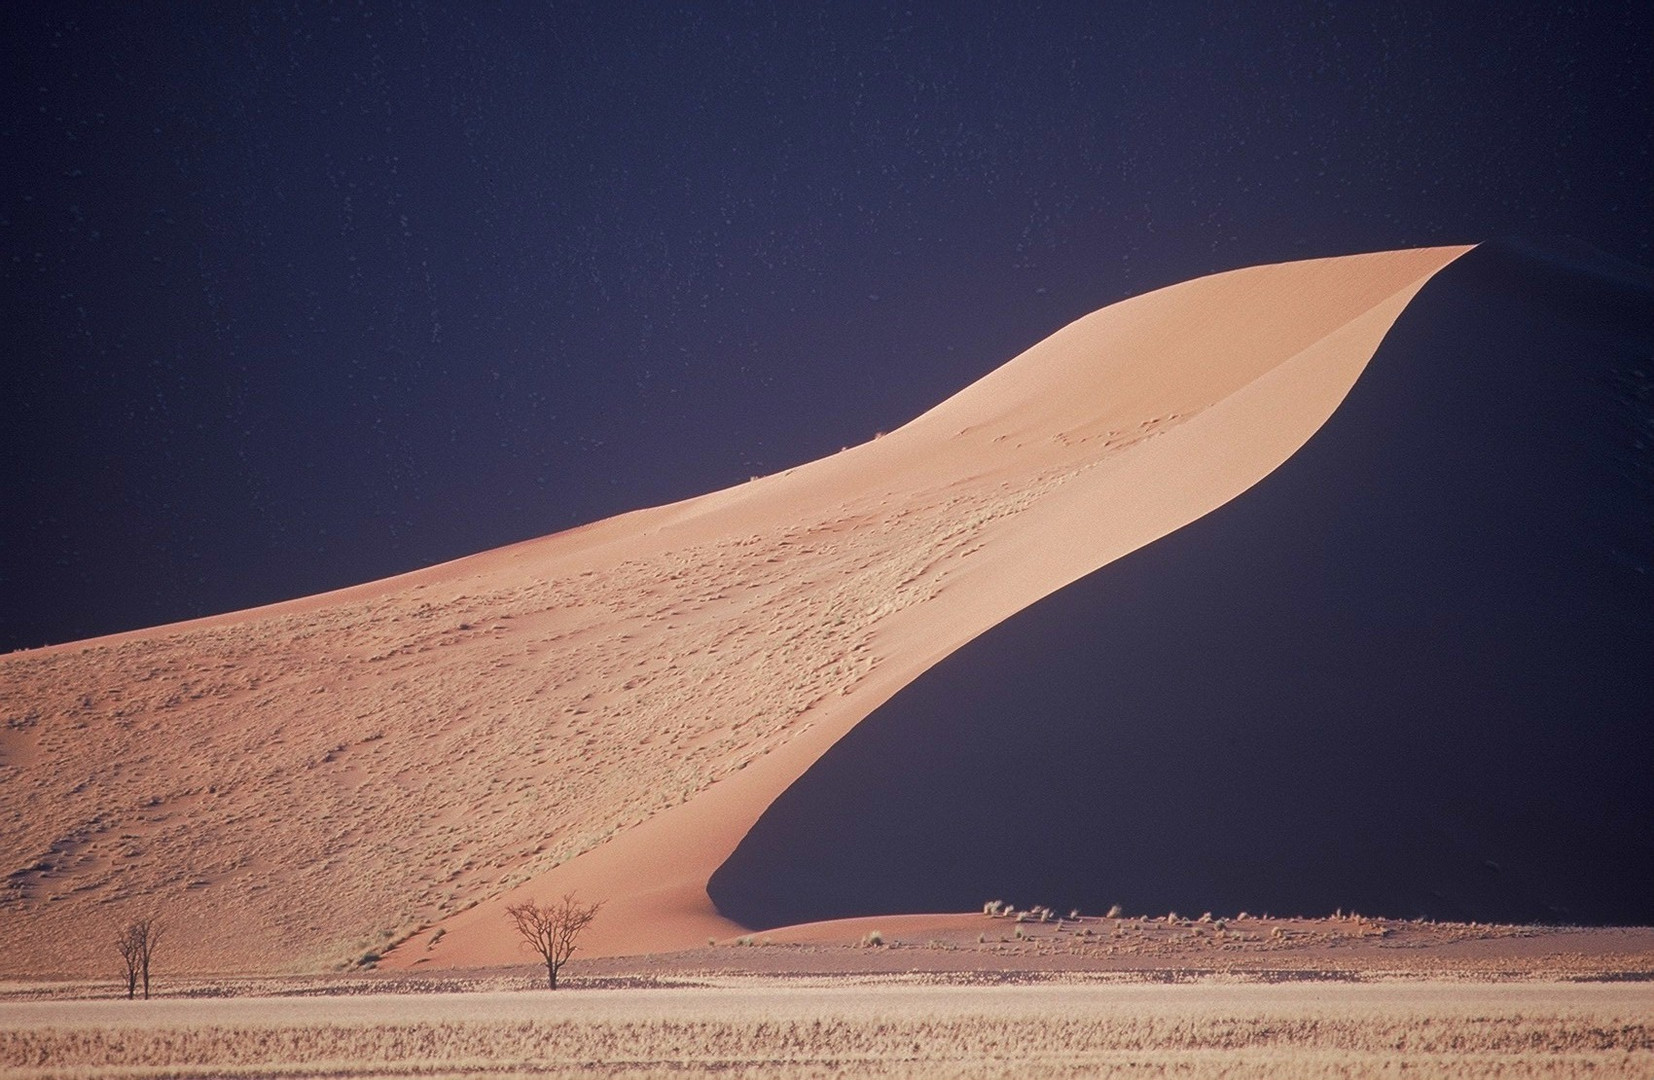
[2,247,1475,976]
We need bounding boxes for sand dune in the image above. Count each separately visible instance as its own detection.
[710,239,1654,931]
[0,246,1467,976]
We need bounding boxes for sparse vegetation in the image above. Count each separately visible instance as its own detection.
[504,893,603,990]
[114,918,162,1000]
[7,982,1645,1078]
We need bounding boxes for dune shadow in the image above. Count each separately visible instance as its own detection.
[710,239,1654,928]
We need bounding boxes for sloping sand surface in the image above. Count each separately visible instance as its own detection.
[708,239,1654,930]
[0,246,1466,976]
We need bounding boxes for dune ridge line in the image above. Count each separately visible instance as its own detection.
[0,245,1469,976]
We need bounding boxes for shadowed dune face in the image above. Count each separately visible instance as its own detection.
[709,240,1654,929]
[0,247,1466,976]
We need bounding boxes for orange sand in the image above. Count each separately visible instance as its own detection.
[0,247,1469,977]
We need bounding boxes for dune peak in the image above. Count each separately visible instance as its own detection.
[0,246,1472,975]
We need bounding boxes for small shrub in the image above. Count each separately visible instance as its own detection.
[862,930,884,947]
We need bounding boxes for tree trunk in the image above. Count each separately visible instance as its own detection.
[547,961,558,990]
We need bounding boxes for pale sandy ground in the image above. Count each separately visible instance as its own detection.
[0,247,1475,978]
[4,915,1651,998]
[4,915,1649,1076]
[3,980,1650,1079]
[3,912,1648,1073]
[692,912,1654,981]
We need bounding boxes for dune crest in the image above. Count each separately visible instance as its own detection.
[710,239,1654,930]
[0,246,1467,976]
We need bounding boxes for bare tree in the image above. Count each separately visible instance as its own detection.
[116,919,163,1000]
[116,925,141,1000]
[505,893,603,989]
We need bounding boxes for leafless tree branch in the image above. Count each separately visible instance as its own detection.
[116,919,163,1000]
[505,893,602,989]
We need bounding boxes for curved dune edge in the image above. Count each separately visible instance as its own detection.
[382,244,1472,970]
[703,239,1654,931]
[0,245,1467,978]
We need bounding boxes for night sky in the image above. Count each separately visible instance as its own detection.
[5,2,1651,652]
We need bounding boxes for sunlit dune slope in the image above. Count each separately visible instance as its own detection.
[0,246,1466,976]
[709,239,1654,930]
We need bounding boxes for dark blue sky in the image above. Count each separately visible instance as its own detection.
[4,1,1651,651]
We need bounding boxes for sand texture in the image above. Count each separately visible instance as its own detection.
[1,247,1467,977]
[4,981,1650,1079]
[709,238,1654,930]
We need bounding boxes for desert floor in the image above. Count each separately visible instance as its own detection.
[3,916,1649,1078]
[2,980,1648,1079]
